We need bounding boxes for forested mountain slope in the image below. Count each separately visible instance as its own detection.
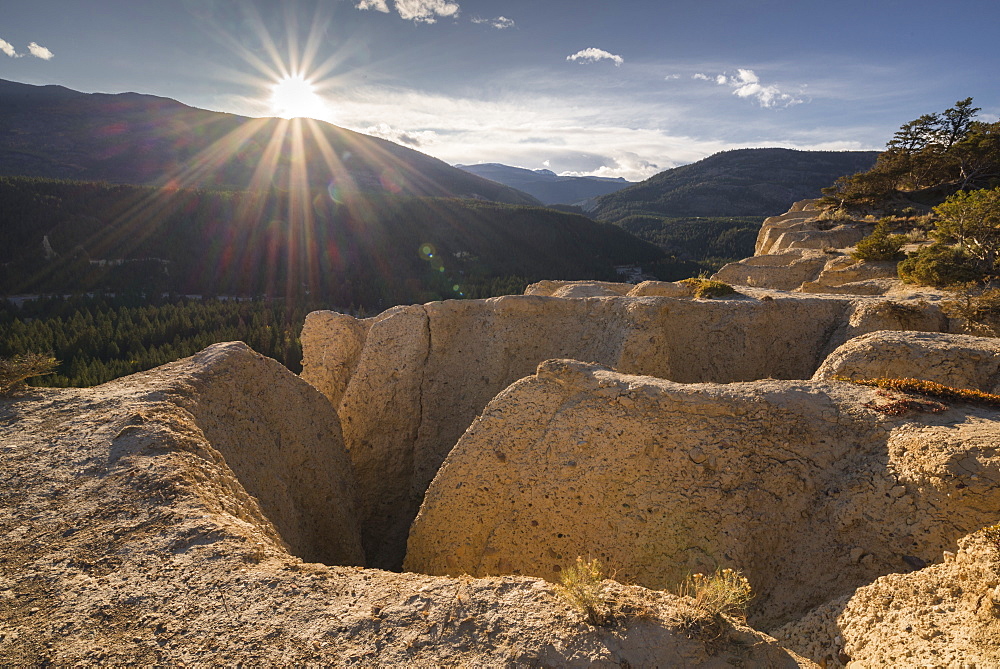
[0,79,537,205]
[0,177,664,307]
[591,148,879,220]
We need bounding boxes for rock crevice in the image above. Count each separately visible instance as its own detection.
[302,291,951,569]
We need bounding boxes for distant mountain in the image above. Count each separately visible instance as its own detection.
[0,79,537,205]
[456,163,631,205]
[590,148,880,221]
[0,177,667,307]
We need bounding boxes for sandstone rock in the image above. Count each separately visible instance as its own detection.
[627,280,697,297]
[754,199,824,255]
[753,199,867,257]
[837,300,948,344]
[798,257,899,293]
[716,200,927,296]
[713,249,833,291]
[714,250,909,295]
[300,310,371,407]
[798,278,899,296]
[130,341,365,565]
[0,345,814,666]
[303,292,951,569]
[773,530,1000,667]
[814,330,1000,392]
[405,359,1000,630]
[524,279,633,297]
[778,226,868,254]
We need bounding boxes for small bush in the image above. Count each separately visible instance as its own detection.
[0,352,59,396]
[934,187,1000,272]
[557,557,610,626]
[913,213,938,232]
[942,286,1000,336]
[680,278,737,299]
[853,219,907,261]
[817,208,854,222]
[897,244,984,287]
[675,567,753,622]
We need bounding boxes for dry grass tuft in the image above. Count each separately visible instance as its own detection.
[557,556,611,626]
[675,568,753,623]
[835,376,1000,409]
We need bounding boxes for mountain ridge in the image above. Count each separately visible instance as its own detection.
[590,147,880,220]
[0,78,538,206]
[456,162,631,205]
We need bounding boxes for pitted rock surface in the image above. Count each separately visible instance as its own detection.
[301,292,948,568]
[772,531,1000,668]
[815,330,1000,392]
[405,359,1000,630]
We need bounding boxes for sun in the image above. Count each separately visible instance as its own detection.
[270,75,328,120]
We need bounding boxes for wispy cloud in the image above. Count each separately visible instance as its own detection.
[472,16,514,29]
[305,85,726,180]
[695,68,801,108]
[0,38,19,58]
[664,74,681,81]
[357,0,459,23]
[560,152,660,180]
[566,48,623,67]
[27,42,54,60]
[363,122,438,147]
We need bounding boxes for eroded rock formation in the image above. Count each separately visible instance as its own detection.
[815,330,1000,392]
[0,343,811,666]
[713,199,917,295]
[753,200,867,256]
[405,358,1000,631]
[773,529,1000,667]
[301,291,948,569]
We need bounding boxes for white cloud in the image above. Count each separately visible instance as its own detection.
[472,16,514,29]
[394,0,460,23]
[312,85,726,181]
[566,48,623,67]
[560,153,661,181]
[0,38,20,58]
[356,0,390,12]
[664,74,680,81]
[363,122,438,147]
[27,42,53,60]
[696,68,802,108]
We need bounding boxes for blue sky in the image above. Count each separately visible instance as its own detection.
[2,0,998,180]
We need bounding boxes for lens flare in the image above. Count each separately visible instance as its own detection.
[270,75,328,120]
